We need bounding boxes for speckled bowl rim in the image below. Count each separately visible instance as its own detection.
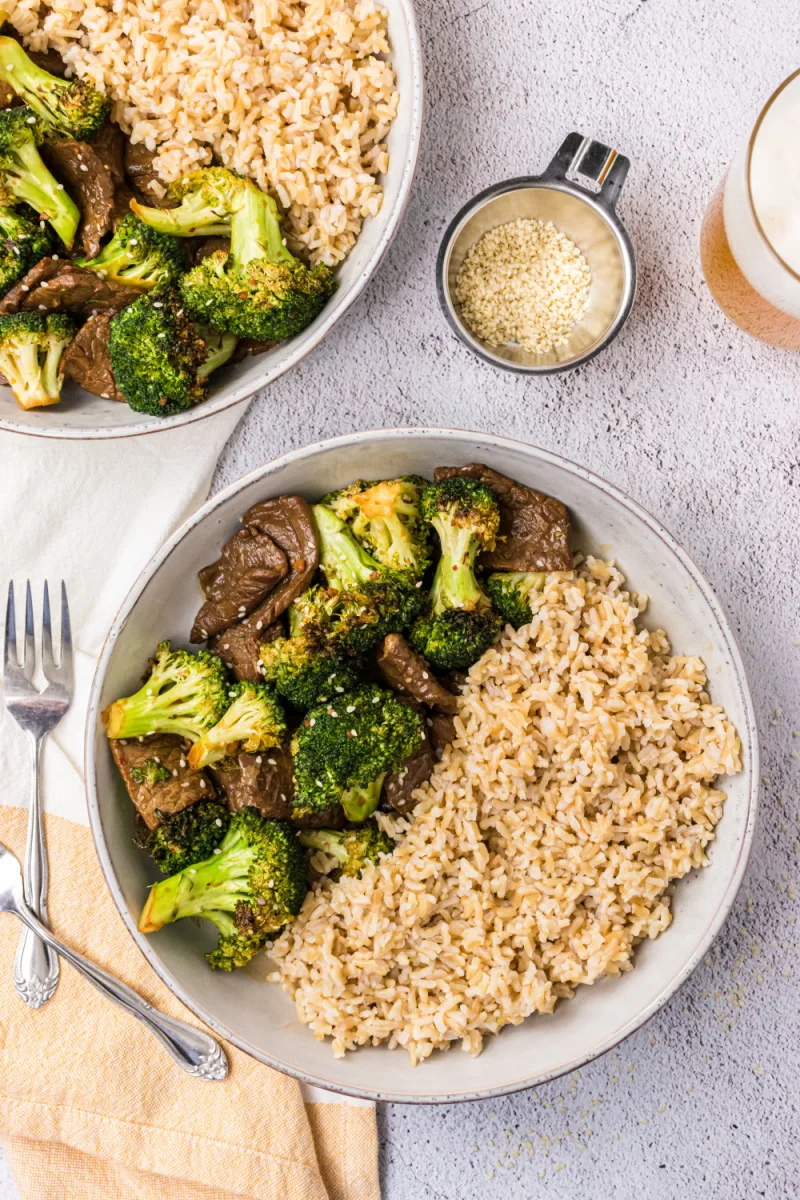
[84,427,759,1103]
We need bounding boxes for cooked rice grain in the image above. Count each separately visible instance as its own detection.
[271,558,741,1064]
[9,0,399,265]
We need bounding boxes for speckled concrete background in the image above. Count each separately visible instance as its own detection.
[2,0,800,1195]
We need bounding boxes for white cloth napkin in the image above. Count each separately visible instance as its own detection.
[0,409,245,825]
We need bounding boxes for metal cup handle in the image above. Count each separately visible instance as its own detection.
[540,132,630,210]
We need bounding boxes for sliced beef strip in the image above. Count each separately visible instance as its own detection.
[91,120,126,187]
[240,496,319,627]
[110,184,136,229]
[61,312,124,400]
[41,139,115,258]
[382,735,436,816]
[230,338,276,363]
[190,527,288,642]
[426,712,456,755]
[376,634,458,714]
[191,236,230,265]
[210,746,345,829]
[0,257,140,315]
[125,141,173,207]
[208,617,282,683]
[109,733,215,830]
[433,464,572,572]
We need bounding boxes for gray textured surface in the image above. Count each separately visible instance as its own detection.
[2,0,799,1195]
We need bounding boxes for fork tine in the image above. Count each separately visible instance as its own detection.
[41,580,55,678]
[3,581,17,678]
[22,581,35,682]
[59,582,73,686]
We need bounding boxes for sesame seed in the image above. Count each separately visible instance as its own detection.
[255,755,262,764]
[200,779,207,788]
[179,758,186,768]
[346,705,355,713]
[80,163,88,171]
[215,817,223,826]
[257,897,266,905]
[267,757,276,765]
[172,769,178,776]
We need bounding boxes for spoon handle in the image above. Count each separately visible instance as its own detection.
[18,905,228,1081]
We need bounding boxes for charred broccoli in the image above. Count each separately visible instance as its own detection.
[298,820,394,878]
[311,502,422,658]
[259,604,360,710]
[179,180,336,341]
[195,325,237,378]
[0,311,74,409]
[321,476,432,579]
[188,680,286,769]
[108,288,212,416]
[0,107,80,248]
[144,800,230,875]
[291,683,424,821]
[0,204,54,293]
[131,166,245,237]
[485,571,546,629]
[410,477,502,669]
[0,36,109,140]
[138,807,308,970]
[103,640,228,743]
[129,758,171,786]
[76,213,184,291]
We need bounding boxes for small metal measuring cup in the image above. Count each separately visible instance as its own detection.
[436,132,637,374]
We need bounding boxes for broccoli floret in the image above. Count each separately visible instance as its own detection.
[291,683,424,820]
[195,325,237,378]
[0,311,74,409]
[188,680,286,769]
[179,180,336,341]
[259,616,361,710]
[0,204,53,293]
[322,476,432,579]
[75,213,184,291]
[103,640,229,742]
[145,799,230,875]
[485,571,547,629]
[410,477,502,670]
[298,820,394,877]
[0,107,80,248]
[108,288,211,416]
[129,758,171,786]
[311,503,422,658]
[131,166,245,237]
[0,36,109,140]
[138,807,308,970]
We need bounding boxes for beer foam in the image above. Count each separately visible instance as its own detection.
[750,74,800,274]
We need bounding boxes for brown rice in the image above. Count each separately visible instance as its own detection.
[270,558,741,1064]
[8,0,399,266]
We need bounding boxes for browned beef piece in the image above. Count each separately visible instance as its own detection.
[210,746,344,829]
[109,184,136,229]
[382,735,436,815]
[209,618,282,683]
[0,257,140,315]
[376,634,458,714]
[125,141,173,207]
[91,121,126,186]
[191,236,229,265]
[41,139,115,258]
[433,464,572,571]
[230,338,276,363]
[427,712,456,754]
[190,527,288,642]
[241,496,319,627]
[109,733,215,829]
[61,312,123,400]
[439,669,468,695]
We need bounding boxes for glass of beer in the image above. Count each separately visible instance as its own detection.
[701,69,800,349]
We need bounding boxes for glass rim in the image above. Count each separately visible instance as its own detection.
[747,67,800,284]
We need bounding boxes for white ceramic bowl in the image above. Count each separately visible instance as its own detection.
[85,429,759,1102]
[0,3,422,441]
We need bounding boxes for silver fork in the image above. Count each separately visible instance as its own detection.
[3,580,73,1008]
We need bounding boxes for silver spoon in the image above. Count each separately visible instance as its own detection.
[0,840,228,1080]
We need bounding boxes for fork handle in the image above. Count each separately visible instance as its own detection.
[16,904,228,1080]
[13,734,59,1008]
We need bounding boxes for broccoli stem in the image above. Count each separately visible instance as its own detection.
[297,828,348,863]
[7,135,80,247]
[138,846,254,932]
[231,183,293,269]
[340,774,385,823]
[429,517,484,613]
[313,503,380,591]
[105,673,209,740]
[3,339,46,408]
